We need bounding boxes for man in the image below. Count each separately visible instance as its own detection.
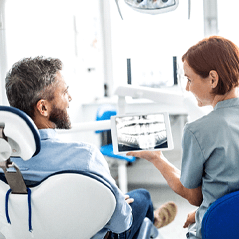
[4,56,177,238]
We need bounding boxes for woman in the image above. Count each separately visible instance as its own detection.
[127,36,239,238]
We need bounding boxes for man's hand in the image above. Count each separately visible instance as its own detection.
[183,210,196,228]
[125,194,134,204]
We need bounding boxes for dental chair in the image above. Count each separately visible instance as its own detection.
[201,190,239,239]
[0,106,160,239]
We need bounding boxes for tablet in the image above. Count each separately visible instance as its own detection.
[111,112,174,154]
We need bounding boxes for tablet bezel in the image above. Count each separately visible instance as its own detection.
[111,112,174,154]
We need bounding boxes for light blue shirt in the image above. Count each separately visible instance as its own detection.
[7,129,132,238]
[180,98,239,239]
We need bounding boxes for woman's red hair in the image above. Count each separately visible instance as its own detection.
[182,36,239,95]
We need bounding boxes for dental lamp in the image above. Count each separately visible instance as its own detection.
[115,0,179,19]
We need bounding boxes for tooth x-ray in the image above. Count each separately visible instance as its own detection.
[111,112,174,154]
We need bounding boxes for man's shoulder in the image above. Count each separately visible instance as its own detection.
[61,140,100,155]
[42,134,101,159]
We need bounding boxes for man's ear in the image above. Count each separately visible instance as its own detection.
[209,70,219,89]
[36,99,50,117]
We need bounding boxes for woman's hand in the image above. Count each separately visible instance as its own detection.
[126,150,165,164]
[183,210,196,228]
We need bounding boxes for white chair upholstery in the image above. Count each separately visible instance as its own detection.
[0,106,40,161]
[0,172,116,239]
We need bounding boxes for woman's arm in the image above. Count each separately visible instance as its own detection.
[127,150,203,206]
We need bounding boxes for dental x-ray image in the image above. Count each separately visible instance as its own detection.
[115,113,168,152]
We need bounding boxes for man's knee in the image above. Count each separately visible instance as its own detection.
[138,188,151,199]
[128,188,151,201]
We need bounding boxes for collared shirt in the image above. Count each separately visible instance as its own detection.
[6,129,132,238]
[180,97,239,238]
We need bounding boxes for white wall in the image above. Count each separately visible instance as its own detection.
[2,0,105,118]
[108,0,204,94]
[217,0,239,46]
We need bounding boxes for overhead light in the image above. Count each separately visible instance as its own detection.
[115,0,179,19]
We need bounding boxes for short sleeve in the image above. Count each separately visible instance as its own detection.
[180,125,205,189]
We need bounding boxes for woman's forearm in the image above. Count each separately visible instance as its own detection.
[152,156,181,193]
[152,154,202,206]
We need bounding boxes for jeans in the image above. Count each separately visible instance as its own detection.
[109,188,154,239]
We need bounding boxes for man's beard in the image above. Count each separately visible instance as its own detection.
[49,105,71,129]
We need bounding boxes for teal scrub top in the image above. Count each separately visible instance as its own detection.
[180,98,239,239]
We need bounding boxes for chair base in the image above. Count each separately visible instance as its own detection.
[137,217,162,239]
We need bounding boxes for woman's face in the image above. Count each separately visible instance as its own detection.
[183,61,214,107]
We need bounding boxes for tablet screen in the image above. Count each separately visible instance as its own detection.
[111,112,174,154]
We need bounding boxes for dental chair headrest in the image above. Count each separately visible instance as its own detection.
[0,106,41,162]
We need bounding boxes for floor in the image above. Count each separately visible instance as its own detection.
[128,184,197,239]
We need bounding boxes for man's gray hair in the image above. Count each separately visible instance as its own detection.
[5,56,62,118]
